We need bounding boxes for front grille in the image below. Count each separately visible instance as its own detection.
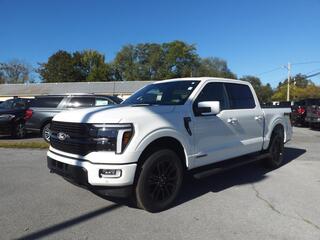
[50,121,88,138]
[50,137,95,155]
[50,121,95,155]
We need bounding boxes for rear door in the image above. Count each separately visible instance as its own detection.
[224,83,264,155]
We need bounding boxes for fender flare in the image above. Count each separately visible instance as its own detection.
[135,128,191,168]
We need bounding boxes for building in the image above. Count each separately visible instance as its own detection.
[0,81,154,101]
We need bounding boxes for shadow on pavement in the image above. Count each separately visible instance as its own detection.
[16,204,122,240]
[174,147,306,207]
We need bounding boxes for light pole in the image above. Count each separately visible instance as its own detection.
[283,62,291,101]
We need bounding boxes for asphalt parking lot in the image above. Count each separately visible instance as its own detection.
[0,127,319,240]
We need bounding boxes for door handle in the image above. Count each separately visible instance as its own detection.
[255,116,263,121]
[227,118,238,124]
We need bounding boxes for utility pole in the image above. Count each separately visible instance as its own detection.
[284,62,291,101]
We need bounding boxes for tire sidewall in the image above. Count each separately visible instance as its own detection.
[135,149,183,212]
[13,122,26,139]
[267,129,284,168]
[42,123,51,143]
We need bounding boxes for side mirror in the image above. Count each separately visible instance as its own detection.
[197,101,220,116]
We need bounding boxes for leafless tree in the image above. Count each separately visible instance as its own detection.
[0,60,31,84]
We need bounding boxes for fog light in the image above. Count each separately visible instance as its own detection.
[99,169,122,178]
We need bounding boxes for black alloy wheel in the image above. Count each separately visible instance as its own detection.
[135,149,183,212]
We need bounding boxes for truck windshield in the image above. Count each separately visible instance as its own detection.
[123,81,200,105]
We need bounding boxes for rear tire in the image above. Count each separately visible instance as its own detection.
[264,127,284,169]
[135,149,183,212]
[13,122,26,139]
[42,123,51,143]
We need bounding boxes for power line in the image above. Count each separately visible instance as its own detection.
[306,72,320,78]
[256,67,283,76]
[291,61,320,65]
[256,61,320,76]
[305,68,320,75]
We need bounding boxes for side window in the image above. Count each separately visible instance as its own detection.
[225,83,255,109]
[31,97,63,108]
[193,82,229,115]
[67,97,95,108]
[13,100,27,109]
[95,98,111,106]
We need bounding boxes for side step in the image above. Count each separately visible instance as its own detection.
[192,152,271,179]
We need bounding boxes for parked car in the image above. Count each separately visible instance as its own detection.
[292,100,307,126]
[47,77,292,212]
[305,98,320,128]
[0,98,33,138]
[25,94,122,142]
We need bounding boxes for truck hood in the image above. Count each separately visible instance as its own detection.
[53,104,175,123]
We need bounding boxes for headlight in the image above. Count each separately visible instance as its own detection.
[0,114,15,121]
[89,124,134,154]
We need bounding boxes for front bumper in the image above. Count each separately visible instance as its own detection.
[0,121,13,134]
[47,150,137,197]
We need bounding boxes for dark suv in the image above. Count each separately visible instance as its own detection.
[0,98,33,138]
[25,94,122,142]
[305,98,320,128]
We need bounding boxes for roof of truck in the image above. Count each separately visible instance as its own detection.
[154,77,247,84]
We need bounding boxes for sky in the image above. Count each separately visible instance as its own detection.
[0,0,320,86]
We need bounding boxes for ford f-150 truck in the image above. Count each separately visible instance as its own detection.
[47,77,292,212]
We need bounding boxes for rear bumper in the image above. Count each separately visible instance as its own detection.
[47,150,137,197]
[305,117,320,123]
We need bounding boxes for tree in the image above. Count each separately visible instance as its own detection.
[74,50,110,81]
[162,41,199,78]
[38,50,111,82]
[0,71,5,84]
[0,60,31,84]
[272,74,320,101]
[112,41,200,80]
[113,45,137,81]
[38,50,76,82]
[240,75,273,103]
[194,57,236,79]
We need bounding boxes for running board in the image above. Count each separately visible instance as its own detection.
[192,152,271,179]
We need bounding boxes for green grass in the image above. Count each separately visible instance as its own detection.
[0,141,49,149]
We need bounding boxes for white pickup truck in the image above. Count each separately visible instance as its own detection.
[47,77,292,212]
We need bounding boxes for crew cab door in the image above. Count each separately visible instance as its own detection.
[191,82,238,168]
[223,83,264,155]
[191,82,264,168]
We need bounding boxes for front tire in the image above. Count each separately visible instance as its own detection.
[264,128,284,168]
[135,149,183,212]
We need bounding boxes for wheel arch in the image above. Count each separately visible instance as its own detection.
[263,111,289,149]
[136,136,188,170]
[40,118,53,132]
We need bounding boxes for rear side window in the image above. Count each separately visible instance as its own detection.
[67,97,95,108]
[31,97,63,108]
[95,98,111,106]
[225,83,255,109]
